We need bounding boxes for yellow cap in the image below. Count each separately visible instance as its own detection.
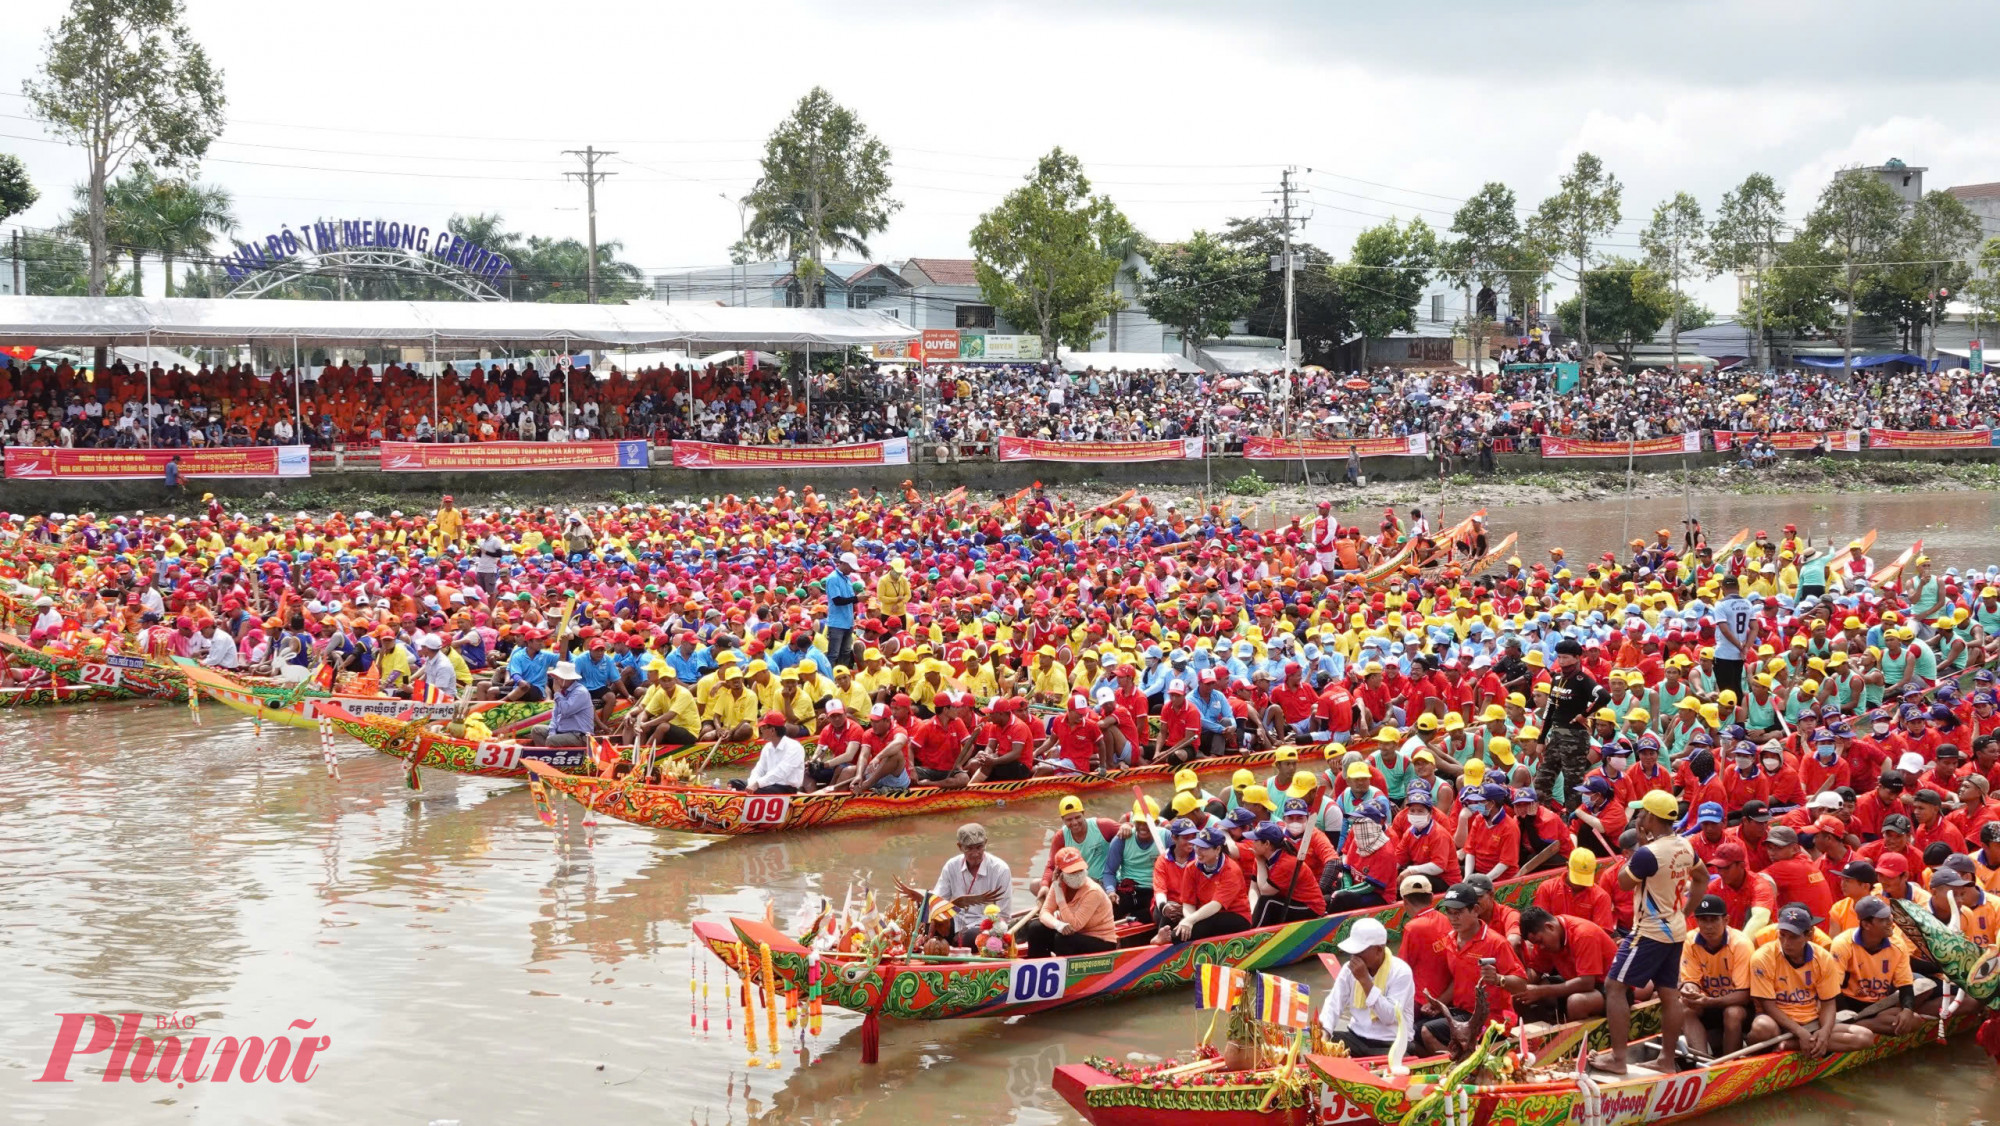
[1058,795,1084,816]
[1415,713,1440,731]
[1568,847,1597,885]
[1274,746,1299,762]
[1516,725,1542,741]
[1442,713,1466,732]
[1287,771,1317,799]
[1171,791,1201,816]
[1463,759,1487,785]
[1375,726,1401,743]
[1507,692,1528,707]
[1625,707,1651,723]
[1490,737,1515,766]
[1480,704,1507,722]
[1174,768,1200,792]
[1232,768,1256,788]
[1242,785,1272,807]
[1132,795,1160,820]
[1345,761,1371,780]
[1525,650,1546,667]
[1640,789,1680,819]
[1594,707,1618,723]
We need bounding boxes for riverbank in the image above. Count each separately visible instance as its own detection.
[14,452,2000,520]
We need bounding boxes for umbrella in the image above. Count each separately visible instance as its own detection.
[1217,378,1243,391]
[1216,405,1242,417]
[1473,392,1494,402]
[1733,392,1758,404]
[1508,400,1535,411]
[1343,379,1371,391]
[1301,365,1328,375]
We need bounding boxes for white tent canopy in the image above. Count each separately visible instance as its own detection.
[0,295,918,351]
[1058,349,1208,373]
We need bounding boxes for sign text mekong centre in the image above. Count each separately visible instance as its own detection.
[221,220,512,284]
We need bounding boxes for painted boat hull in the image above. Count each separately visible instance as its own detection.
[0,631,189,702]
[524,743,1335,836]
[1054,1063,1315,1126]
[0,682,129,708]
[703,865,1564,1021]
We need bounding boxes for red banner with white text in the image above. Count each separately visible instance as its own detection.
[1541,433,1700,459]
[671,438,910,469]
[1241,435,1429,459]
[1866,427,1992,449]
[996,436,1202,462]
[3,445,310,480]
[377,440,649,472]
[1715,430,1861,452]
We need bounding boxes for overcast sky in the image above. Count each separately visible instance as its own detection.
[5,0,1997,312]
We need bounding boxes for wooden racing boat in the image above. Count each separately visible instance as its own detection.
[312,699,775,780]
[0,682,130,708]
[1870,538,1922,586]
[698,864,1566,1023]
[1310,1009,1981,1126]
[523,742,1331,836]
[0,631,189,703]
[1462,531,1519,579]
[1352,540,1414,586]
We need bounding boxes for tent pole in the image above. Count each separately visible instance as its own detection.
[292,336,302,441]
[143,330,152,448]
[563,335,571,436]
[431,332,439,436]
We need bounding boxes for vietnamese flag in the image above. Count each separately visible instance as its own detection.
[0,346,34,362]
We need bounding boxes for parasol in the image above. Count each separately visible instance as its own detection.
[1343,379,1371,391]
[1217,378,1243,391]
[1508,400,1534,411]
[1733,392,1758,403]
[1216,405,1242,417]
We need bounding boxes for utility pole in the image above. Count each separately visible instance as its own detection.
[563,146,617,303]
[1273,167,1309,487]
[12,228,23,295]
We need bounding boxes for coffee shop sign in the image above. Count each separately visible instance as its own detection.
[220,220,513,284]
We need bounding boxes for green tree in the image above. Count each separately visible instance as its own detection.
[1870,190,1980,357]
[64,165,157,293]
[0,154,38,224]
[1139,229,1260,357]
[1335,217,1438,369]
[21,229,128,294]
[1966,236,2000,347]
[130,173,232,296]
[514,235,644,303]
[1220,216,1348,365]
[1707,173,1787,370]
[24,0,225,296]
[1555,259,1672,363]
[969,148,1132,358]
[1444,182,1526,374]
[1528,152,1623,356]
[1797,170,1905,378]
[1743,237,1840,341]
[736,87,899,307]
[1640,191,1712,374]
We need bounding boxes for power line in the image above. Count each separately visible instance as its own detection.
[562,147,616,303]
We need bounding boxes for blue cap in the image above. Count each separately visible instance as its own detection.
[1196,827,1228,849]
[1282,796,1310,817]
[1812,729,1837,743]
[1511,787,1540,805]
[1481,783,1513,804]
[1228,806,1261,827]
[1250,822,1288,845]
[1696,801,1726,825]
[1168,817,1200,837]
[1406,786,1435,807]
[1581,776,1614,795]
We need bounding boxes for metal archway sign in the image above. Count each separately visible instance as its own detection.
[223,246,508,302]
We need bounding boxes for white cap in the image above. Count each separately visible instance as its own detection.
[551,661,581,680]
[870,703,891,721]
[825,700,845,714]
[1897,751,1926,774]
[1094,687,1115,706]
[1809,791,1842,810]
[1339,917,1390,954]
[838,551,860,568]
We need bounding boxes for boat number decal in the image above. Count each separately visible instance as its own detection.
[1320,1093,1375,1125]
[1008,959,1066,1003]
[77,663,122,688]
[1644,1072,1708,1119]
[105,655,146,669]
[474,742,522,770]
[740,795,792,825]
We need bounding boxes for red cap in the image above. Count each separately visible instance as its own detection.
[1713,841,1747,865]
[1877,852,1909,876]
[760,712,786,728]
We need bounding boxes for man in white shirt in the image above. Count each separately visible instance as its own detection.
[418,634,458,700]
[1318,917,1414,1061]
[32,596,63,636]
[472,527,506,597]
[743,712,805,794]
[930,822,1013,947]
[201,621,241,669]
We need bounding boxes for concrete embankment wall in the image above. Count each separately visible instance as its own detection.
[5,446,1999,512]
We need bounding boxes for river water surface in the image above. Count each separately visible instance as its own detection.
[5,492,1999,1125]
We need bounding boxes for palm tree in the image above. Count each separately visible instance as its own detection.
[136,178,235,297]
[68,166,157,294]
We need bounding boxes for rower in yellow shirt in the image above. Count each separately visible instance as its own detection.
[1030,645,1071,703]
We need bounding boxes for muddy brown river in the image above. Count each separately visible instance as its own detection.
[5,491,1999,1125]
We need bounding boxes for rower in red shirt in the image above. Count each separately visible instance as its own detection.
[1851,770,1913,839]
[1758,825,1834,921]
[1516,907,1618,1020]
[1458,782,1521,882]
[1393,788,1456,892]
[1414,883,1526,1053]
[1531,847,1616,932]
[1705,841,1777,932]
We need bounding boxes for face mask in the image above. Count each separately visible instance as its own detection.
[1608,755,1629,773]
[1816,747,1837,765]
[1762,756,1783,772]
[1061,871,1086,890]
[1408,812,1433,831]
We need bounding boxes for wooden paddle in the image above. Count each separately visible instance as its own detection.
[1699,990,1903,1066]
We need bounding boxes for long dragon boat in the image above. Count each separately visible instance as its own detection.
[0,630,190,703]
[1295,895,2000,1126]
[698,863,1566,1024]
[312,699,775,781]
[0,682,131,708]
[523,742,1333,836]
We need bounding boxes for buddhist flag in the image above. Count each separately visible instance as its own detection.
[1196,963,1245,1011]
[1254,972,1311,1029]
